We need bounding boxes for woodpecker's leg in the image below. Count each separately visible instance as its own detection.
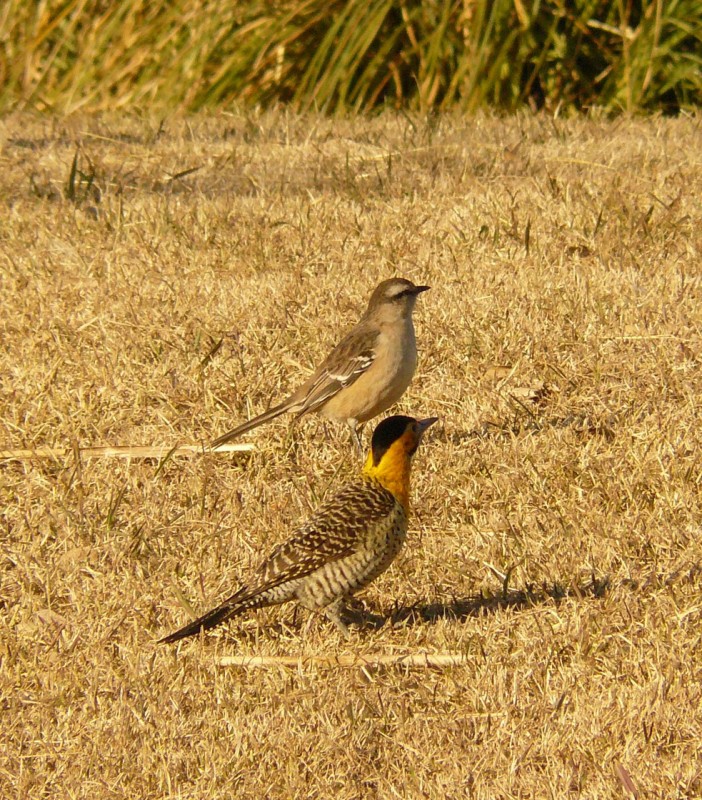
[301,610,317,638]
[324,599,351,640]
[296,595,350,639]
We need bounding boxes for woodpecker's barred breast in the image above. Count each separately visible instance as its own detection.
[292,477,408,611]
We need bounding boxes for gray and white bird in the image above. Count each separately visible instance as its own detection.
[211,278,430,449]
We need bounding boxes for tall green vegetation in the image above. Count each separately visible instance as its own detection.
[1,0,700,114]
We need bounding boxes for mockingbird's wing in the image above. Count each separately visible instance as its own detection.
[291,325,379,413]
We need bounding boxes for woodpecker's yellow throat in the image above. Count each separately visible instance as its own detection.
[362,415,438,511]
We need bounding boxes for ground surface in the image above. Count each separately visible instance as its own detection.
[1,110,701,799]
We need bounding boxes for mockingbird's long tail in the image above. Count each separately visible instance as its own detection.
[210,400,292,449]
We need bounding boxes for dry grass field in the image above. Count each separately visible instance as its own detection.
[2,110,701,799]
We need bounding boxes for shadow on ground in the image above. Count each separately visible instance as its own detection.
[441,412,619,447]
[343,574,612,632]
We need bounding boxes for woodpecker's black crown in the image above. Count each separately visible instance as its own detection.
[370,415,416,465]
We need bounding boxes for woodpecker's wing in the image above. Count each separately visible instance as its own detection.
[290,325,379,414]
[234,481,396,601]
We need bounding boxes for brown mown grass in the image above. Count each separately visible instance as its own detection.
[1,110,701,799]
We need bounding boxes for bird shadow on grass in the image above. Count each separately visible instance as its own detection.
[442,411,618,447]
[382,563,702,631]
[345,573,612,632]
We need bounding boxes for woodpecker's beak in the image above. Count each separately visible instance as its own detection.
[410,284,431,295]
[416,417,439,438]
